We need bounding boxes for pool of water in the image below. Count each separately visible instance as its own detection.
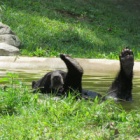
[83,75,140,111]
[0,69,140,111]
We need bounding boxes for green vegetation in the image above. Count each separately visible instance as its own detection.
[0,74,140,139]
[1,0,140,59]
[1,1,140,139]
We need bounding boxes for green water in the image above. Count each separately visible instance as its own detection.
[0,70,140,111]
[83,75,140,110]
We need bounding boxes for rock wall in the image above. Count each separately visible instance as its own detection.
[0,22,20,56]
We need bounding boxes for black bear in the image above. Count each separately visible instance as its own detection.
[32,48,134,101]
[32,54,84,97]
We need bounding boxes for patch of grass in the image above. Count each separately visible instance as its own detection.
[1,0,140,59]
[0,74,140,139]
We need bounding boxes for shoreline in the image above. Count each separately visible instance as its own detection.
[0,56,140,76]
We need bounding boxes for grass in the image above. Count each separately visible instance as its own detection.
[0,74,140,139]
[0,1,140,139]
[0,0,140,59]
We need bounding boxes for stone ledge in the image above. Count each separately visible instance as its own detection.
[0,56,140,76]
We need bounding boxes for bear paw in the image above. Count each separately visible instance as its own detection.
[60,54,83,73]
[119,48,134,75]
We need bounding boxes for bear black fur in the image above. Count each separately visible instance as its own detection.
[32,48,134,101]
[60,54,83,96]
[104,48,134,101]
[32,70,66,95]
[32,54,84,97]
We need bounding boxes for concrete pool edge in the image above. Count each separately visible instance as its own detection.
[0,56,140,76]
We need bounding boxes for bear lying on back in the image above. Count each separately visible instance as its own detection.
[32,54,85,98]
[32,48,134,101]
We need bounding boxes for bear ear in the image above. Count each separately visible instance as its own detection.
[32,81,36,88]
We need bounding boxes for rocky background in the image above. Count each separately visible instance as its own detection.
[0,22,20,56]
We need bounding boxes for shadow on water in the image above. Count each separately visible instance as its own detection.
[0,69,140,111]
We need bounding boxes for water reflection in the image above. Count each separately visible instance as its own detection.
[0,70,140,111]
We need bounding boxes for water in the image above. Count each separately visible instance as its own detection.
[0,69,140,111]
[83,75,140,111]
